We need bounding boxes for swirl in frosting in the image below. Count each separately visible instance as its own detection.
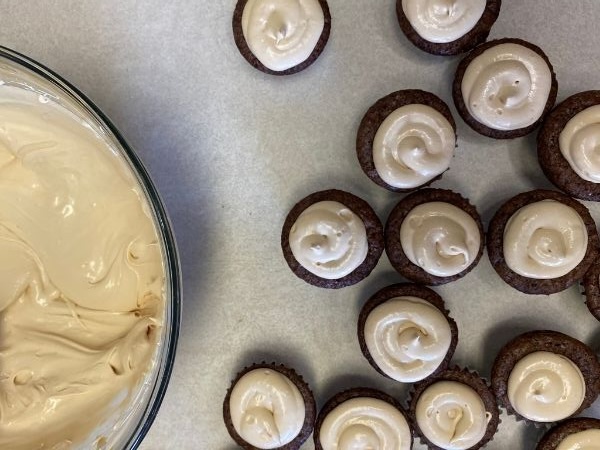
[400,202,480,277]
[556,429,600,450]
[507,352,586,422]
[289,201,368,279]
[319,397,411,450]
[559,104,600,183]
[503,200,588,279]
[0,83,164,449]
[229,369,305,449]
[416,381,491,450]
[461,43,553,130]
[241,0,325,71]
[401,0,487,43]
[373,104,455,189]
[364,296,452,382]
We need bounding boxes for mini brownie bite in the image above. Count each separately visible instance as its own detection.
[537,418,600,450]
[281,189,384,289]
[582,263,600,321]
[358,283,458,383]
[453,38,558,139]
[487,189,599,295]
[491,331,600,425]
[396,0,501,56]
[538,91,600,201]
[232,0,331,75]
[357,89,457,192]
[223,363,316,450]
[409,367,500,450]
[385,189,484,285]
[314,388,412,450]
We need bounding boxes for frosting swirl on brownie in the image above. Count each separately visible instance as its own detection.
[400,202,480,277]
[229,368,305,449]
[364,296,452,382]
[461,43,553,130]
[559,104,600,183]
[402,0,486,43]
[556,429,600,450]
[503,200,587,279]
[289,201,368,279]
[373,104,455,189]
[416,381,491,450]
[241,0,325,71]
[507,352,585,422]
[319,397,411,450]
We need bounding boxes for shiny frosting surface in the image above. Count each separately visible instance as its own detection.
[364,296,452,382]
[559,104,600,183]
[416,381,490,450]
[319,397,411,450]
[507,351,586,422]
[242,0,325,71]
[229,369,305,449]
[402,0,486,43]
[461,43,552,130]
[400,201,480,277]
[503,200,587,279]
[556,429,600,450]
[373,104,455,189]
[289,200,368,279]
[0,85,164,449]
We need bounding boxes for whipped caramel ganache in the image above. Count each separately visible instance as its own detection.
[0,68,165,448]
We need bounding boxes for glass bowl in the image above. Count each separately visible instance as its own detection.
[0,46,181,449]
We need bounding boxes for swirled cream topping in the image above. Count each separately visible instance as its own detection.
[373,104,455,189]
[0,84,164,449]
[400,201,480,277]
[559,104,600,183]
[556,429,600,450]
[503,200,588,279]
[319,397,411,450]
[461,43,553,130]
[416,381,491,450]
[241,0,325,71]
[401,0,486,43]
[229,369,305,449]
[289,200,368,279]
[364,296,452,382]
[507,351,586,422]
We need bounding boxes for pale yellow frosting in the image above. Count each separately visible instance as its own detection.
[415,381,491,450]
[229,369,305,449]
[556,429,600,450]
[507,352,586,422]
[0,84,164,448]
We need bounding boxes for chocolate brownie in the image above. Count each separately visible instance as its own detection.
[487,189,599,295]
[357,283,458,381]
[537,418,600,450]
[314,388,412,450]
[453,38,558,139]
[232,0,331,75]
[356,89,456,192]
[282,189,384,289]
[409,367,500,450]
[491,331,600,424]
[385,188,484,285]
[396,0,502,56]
[538,91,600,201]
[223,362,316,450]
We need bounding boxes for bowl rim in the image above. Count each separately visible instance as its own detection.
[0,45,182,450]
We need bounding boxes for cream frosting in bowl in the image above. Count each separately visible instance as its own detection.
[0,47,180,449]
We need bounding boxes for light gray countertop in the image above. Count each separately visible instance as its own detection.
[1,1,599,449]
